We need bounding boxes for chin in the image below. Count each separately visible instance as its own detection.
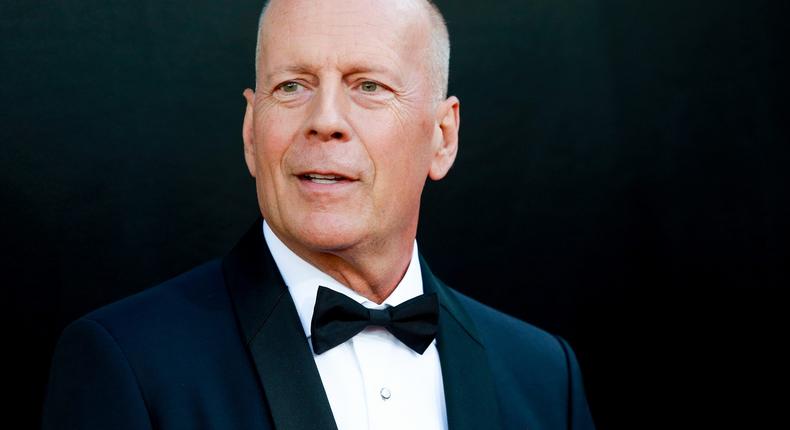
[289,211,368,252]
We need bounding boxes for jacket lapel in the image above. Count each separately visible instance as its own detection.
[222,217,337,430]
[221,217,501,430]
[420,254,503,430]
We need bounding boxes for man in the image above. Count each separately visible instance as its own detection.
[42,0,596,429]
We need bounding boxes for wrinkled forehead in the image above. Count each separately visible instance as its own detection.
[258,0,432,82]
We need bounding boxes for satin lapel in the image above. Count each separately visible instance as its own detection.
[222,217,337,430]
[420,254,503,430]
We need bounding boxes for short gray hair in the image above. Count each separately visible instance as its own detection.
[254,0,450,103]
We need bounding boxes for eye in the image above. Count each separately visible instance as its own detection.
[277,81,303,93]
[360,81,379,92]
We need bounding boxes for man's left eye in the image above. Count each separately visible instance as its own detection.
[360,81,379,92]
[279,82,302,93]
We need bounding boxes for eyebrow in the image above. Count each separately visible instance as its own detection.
[263,61,400,85]
[263,65,314,84]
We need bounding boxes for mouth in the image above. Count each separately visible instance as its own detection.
[298,172,357,185]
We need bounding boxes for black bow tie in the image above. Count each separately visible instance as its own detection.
[310,286,439,355]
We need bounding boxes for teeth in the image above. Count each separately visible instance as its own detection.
[303,173,347,184]
[305,173,342,180]
[303,173,341,184]
[310,178,338,184]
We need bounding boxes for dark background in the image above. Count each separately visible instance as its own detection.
[2,0,787,428]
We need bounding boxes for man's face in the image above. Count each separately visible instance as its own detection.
[242,0,458,256]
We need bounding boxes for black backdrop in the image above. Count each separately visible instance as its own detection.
[2,0,787,428]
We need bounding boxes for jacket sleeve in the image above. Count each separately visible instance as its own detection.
[42,318,154,429]
[555,335,596,430]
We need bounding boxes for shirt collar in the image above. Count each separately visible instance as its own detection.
[262,219,424,339]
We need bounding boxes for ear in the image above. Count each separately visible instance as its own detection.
[242,88,257,178]
[428,96,460,181]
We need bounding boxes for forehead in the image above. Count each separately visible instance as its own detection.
[259,0,431,80]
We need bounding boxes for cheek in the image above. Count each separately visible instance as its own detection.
[252,109,301,221]
[352,107,434,198]
[255,108,298,173]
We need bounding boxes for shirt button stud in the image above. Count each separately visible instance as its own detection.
[380,387,391,400]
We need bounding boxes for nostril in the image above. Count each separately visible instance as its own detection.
[307,129,345,140]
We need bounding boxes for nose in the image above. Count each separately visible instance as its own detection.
[305,81,352,143]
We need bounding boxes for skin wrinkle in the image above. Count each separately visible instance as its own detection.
[242,0,459,303]
[255,0,448,102]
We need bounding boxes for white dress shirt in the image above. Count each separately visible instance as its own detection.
[262,221,448,430]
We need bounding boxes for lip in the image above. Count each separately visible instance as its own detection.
[294,171,360,196]
[294,170,358,181]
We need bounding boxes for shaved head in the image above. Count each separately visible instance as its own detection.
[253,0,450,102]
[241,0,461,303]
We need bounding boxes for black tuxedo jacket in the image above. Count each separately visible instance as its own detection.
[42,218,595,429]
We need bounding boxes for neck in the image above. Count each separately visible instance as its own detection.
[272,227,416,305]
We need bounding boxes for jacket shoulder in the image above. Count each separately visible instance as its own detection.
[45,259,270,429]
[58,258,240,370]
[444,286,572,385]
[448,287,566,356]
[443,286,596,429]
[81,258,227,332]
